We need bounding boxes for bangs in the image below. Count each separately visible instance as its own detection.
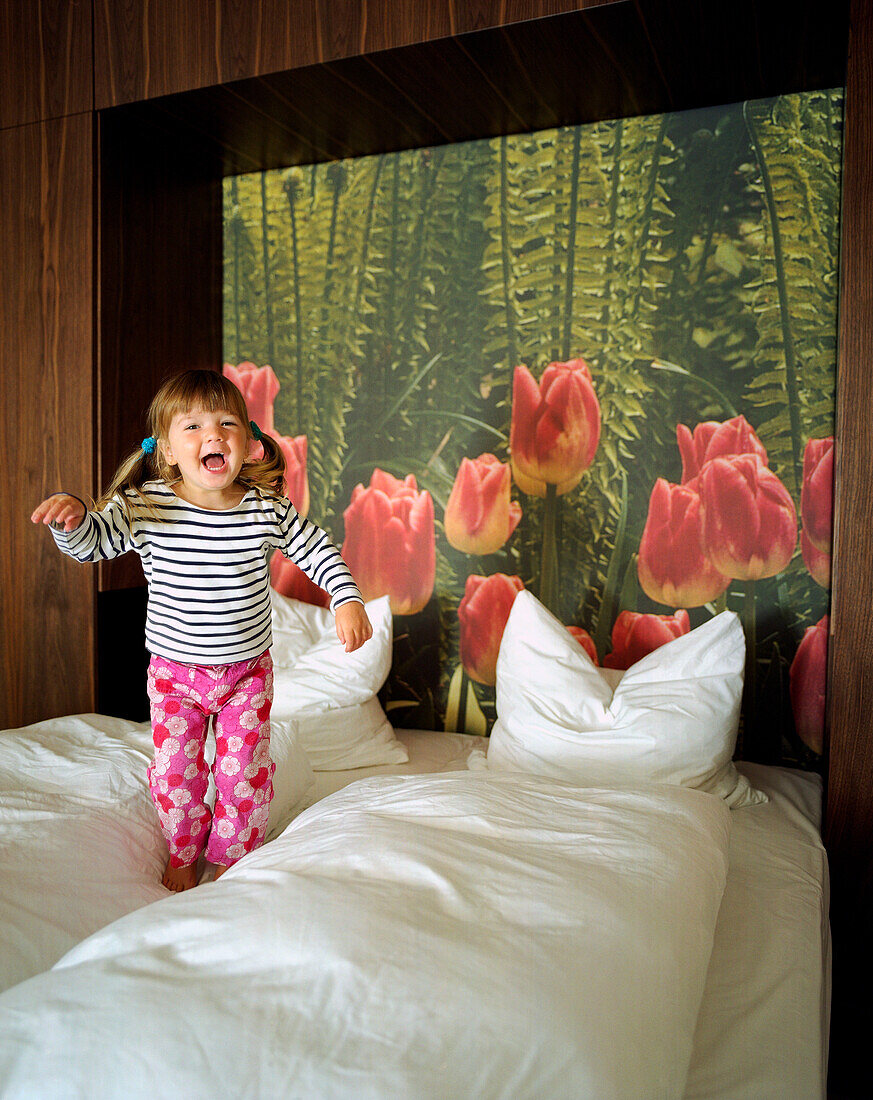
[151,370,249,435]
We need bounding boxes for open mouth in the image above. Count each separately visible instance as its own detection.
[202,452,227,472]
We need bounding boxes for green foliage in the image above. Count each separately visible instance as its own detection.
[742,92,841,496]
[222,89,843,762]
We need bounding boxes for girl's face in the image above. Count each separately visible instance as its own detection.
[160,406,249,509]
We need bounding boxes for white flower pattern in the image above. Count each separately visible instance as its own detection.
[147,651,274,869]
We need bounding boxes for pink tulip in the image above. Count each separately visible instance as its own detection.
[223,362,280,432]
[789,615,829,754]
[801,530,831,589]
[510,359,600,494]
[677,415,768,483]
[800,437,834,555]
[603,610,691,670]
[274,434,310,517]
[698,454,797,580]
[341,470,435,616]
[458,574,525,685]
[270,554,330,608]
[567,625,599,665]
[444,454,522,555]
[637,478,730,607]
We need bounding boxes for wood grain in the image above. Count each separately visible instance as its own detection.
[0,113,96,729]
[824,0,873,1091]
[93,0,616,108]
[113,0,849,182]
[0,0,92,128]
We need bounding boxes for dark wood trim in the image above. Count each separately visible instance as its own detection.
[0,112,97,728]
[97,587,149,719]
[93,0,617,109]
[824,0,873,1092]
[96,109,224,591]
[99,0,849,178]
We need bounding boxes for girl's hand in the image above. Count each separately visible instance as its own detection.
[31,494,86,533]
[335,602,373,653]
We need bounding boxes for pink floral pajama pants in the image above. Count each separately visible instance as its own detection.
[146,650,274,869]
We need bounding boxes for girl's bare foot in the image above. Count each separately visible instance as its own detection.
[212,864,229,882]
[162,860,198,892]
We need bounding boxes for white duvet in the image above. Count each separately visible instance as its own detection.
[0,714,166,992]
[0,772,730,1100]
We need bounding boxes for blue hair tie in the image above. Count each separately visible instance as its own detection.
[141,436,157,454]
[250,421,265,442]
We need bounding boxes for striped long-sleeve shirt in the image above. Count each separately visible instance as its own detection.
[50,480,363,665]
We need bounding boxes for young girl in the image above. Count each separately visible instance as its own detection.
[31,370,372,893]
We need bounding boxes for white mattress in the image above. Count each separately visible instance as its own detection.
[302,732,830,1100]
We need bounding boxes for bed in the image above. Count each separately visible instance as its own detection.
[0,593,829,1098]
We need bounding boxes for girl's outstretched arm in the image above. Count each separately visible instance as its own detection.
[31,493,86,532]
[32,493,136,562]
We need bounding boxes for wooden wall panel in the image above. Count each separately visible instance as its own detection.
[824,0,873,1092]
[93,0,613,108]
[0,113,96,729]
[97,110,224,592]
[108,0,849,180]
[0,0,92,128]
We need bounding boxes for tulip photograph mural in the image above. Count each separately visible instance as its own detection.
[223,87,842,767]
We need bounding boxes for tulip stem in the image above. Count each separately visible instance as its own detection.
[561,125,582,360]
[230,176,242,364]
[540,483,559,613]
[742,581,758,758]
[282,174,304,431]
[260,173,276,370]
[458,670,469,734]
[499,135,518,370]
[743,101,803,492]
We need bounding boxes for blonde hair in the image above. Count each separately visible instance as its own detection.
[97,370,287,519]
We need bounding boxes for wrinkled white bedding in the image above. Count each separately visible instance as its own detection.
[684,762,830,1100]
[0,715,166,992]
[0,773,731,1100]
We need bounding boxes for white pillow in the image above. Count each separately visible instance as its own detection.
[270,592,408,771]
[273,697,406,772]
[263,722,316,839]
[486,590,765,807]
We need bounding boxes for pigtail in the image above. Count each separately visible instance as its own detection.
[240,431,287,498]
[95,445,164,522]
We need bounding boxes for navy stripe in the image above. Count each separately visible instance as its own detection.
[51,480,362,664]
